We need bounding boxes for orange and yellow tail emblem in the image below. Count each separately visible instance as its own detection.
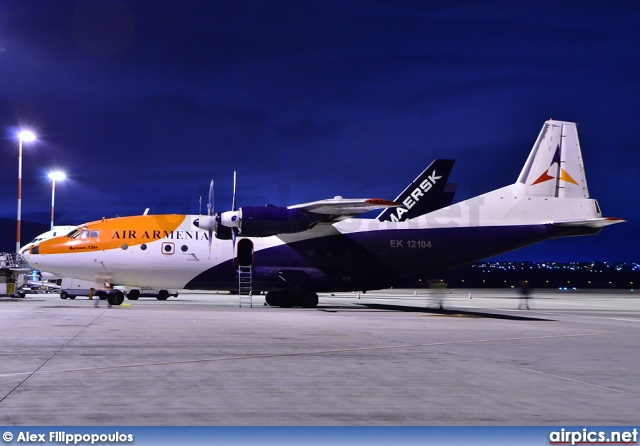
[531,145,579,186]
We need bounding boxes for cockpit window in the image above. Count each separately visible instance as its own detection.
[78,228,99,239]
[69,227,98,239]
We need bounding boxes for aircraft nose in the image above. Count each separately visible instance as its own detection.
[20,246,34,265]
[193,218,201,228]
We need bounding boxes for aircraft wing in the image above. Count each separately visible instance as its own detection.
[289,197,400,220]
[197,196,401,238]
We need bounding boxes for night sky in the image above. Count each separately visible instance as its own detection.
[1,1,638,261]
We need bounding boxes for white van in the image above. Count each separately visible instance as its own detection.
[59,278,108,300]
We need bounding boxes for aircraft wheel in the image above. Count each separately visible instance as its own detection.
[300,292,319,308]
[60,291,68,300]
[95,291,107,300]
[107,291,125,306]
[264,291,278,307]
[156,290,170,301]
[69,296,76,300]
[278,291,295,308]
[127,289,140,300]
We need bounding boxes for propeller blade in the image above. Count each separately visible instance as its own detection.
[207,180,214,257]
[232,171,237,211]
[232,227,237,256]
[208,180,214,216]
[231,171,238,255]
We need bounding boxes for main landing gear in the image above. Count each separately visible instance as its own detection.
[106,290,125,306]
[92,290,125,306]
[264,290,319,308]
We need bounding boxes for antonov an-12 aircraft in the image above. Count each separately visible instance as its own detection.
[23,120,622,307]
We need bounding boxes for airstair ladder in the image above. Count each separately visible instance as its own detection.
[238,265,253,307]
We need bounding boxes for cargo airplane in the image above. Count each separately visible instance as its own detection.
[22,120,622,307]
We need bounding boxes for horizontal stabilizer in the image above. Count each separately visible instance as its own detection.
[551,217,625,228]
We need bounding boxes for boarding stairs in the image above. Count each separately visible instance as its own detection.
[0,253,20,269]
[238,266,253,307]
[1,253,32,297]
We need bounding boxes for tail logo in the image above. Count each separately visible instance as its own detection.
[531,145,579,186]
[389,169,442,222]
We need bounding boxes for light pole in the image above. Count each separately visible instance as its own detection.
[48,171,66,231]
[16,130,36,255]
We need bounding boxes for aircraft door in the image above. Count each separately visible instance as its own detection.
[237,238,254,267]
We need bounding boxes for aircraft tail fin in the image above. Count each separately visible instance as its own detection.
[517,120,589,198]
[513,120,624,228]
[378,159,455,222]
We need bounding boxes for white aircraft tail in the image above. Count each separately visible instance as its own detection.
[517,120,589,198]
[417,119,624,230]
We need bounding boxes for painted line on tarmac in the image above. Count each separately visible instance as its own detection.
[0,331,608,378]
[517,366,623,393]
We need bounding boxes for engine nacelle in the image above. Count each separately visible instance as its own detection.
[234,206,316,237]
[214,225,233,240]
[192,215,216,231]
[220,210,240,228]
[194,206,318,238]
[192,215,233,240]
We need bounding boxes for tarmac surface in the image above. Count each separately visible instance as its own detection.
[0,288,638,425]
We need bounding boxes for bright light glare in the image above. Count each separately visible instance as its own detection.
[18,130,36,142]
[48,171,66,181]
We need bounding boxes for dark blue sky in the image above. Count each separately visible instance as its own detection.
[0,1,638,261]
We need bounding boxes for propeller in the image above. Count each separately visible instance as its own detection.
[193,173,239,258]
[192,181,216,257]
[231,171,238,253]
